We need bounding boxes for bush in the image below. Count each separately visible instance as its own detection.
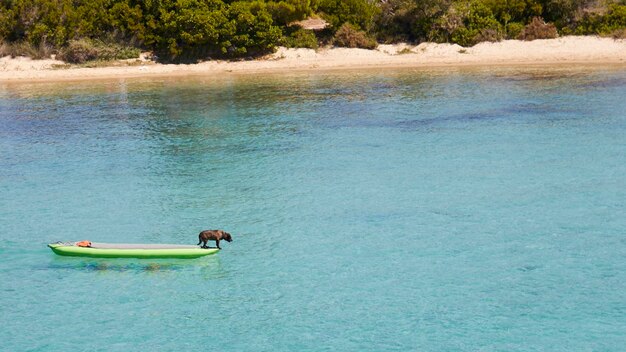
[0,41,55,59]
[604,4,626,32]
[96,42,141,61]
[429,6,466,43]
[154,0,282,61]
[506,22,525,39]
[592,4,626,38]
[474,28,501,42]
[282,28,319,49]
[225,1,283,58]
[377,0,454,43]
[316,0,380,32]
[58,40,99,63]
[333,23,377,49]
[575,4,626,36]
[448,1,503,47]
[541,0,587,28]
[518,17,558,40]
[266,1,311,26]
[610,27,626,39]
[484,0,543,25]
[58,39,140,63]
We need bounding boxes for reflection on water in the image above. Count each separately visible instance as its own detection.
[48,256,224,275]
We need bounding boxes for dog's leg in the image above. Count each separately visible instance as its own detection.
[198,233,204,246]
[216,239,221,249]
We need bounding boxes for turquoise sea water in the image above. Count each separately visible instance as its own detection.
[1,66,625,351]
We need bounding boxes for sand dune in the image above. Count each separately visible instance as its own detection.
[1,36,624,82]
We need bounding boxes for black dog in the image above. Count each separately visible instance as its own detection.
[197,230,232,249]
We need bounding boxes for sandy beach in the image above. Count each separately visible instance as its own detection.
[1,36,625,82]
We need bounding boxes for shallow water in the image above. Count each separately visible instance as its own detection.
[1,66,625,351]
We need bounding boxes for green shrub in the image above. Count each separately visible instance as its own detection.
[377,0,453,43]
[58,39,140,63]
[428,6,465,43]
[225,1,283,57]
[155,0,230,59]
[475,28,501,42]
[333,22,377,49]
[282,28,319,49]
[604,4,626,31]
[266,1,311,26]
[484,0,543,25]
[316,0,380,32]
[448,1,503,47]
[541,0,586,28]
[518,17,558,40]
[506,22,525,39]
[576,4,626,35]
[154,0,282,60]
[97,42,141,61]
[58,39,100,63]
[108,1,147,44]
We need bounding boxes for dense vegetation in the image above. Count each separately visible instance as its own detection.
[0,0,625,62]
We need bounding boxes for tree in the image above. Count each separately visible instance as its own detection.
[315,0,380,32]
[224,1,282,57]
[156,0,229,58]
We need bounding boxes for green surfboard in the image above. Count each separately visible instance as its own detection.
[48,242,219,259]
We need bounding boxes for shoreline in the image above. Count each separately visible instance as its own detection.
[1,36,625,83]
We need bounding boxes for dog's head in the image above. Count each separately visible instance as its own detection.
[222,231,233,242]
